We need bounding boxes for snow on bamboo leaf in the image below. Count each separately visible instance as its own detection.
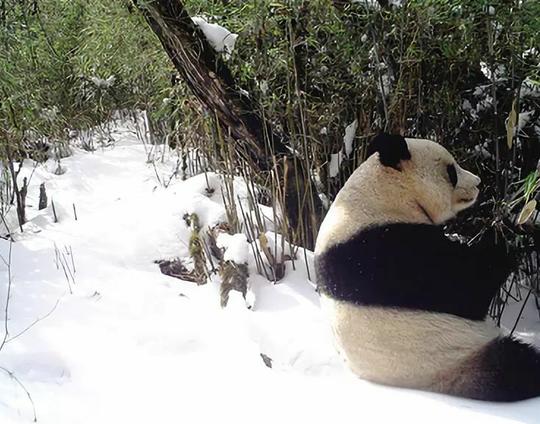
[343,119,358,158]
[191,16,237,60]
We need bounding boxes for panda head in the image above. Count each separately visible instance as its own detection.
[316,133,480,252]
[367,133,481,223]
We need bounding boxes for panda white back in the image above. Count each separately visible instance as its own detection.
[315,133,540,401]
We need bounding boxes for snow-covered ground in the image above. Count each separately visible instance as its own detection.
[0,121,539,423]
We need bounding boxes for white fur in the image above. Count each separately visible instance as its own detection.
[321,295,498,389]
[316,138,494,390]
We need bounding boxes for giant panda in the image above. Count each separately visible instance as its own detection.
[315,133,540,402]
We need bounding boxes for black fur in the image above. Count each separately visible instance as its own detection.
[447,164,458,187]
[367,133,411,169]
[447,336,540,401]
[315,223,512,321]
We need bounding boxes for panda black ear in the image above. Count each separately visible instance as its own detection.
[367,133,411,170]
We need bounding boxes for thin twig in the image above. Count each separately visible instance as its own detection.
[511,289,533,336]
[6,298,62,343]
[0,240,13,352]
[0,366,37,422]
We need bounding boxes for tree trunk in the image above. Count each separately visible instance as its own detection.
[133,0,288,168]
[133,0,321,248]
[39,182,48,210]
[5,159,26,231]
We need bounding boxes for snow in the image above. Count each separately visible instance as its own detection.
[343,119,358,158]
[352,0,403,8]
[521,78,540,99]
[258,79,269,95]
[1,119,540,423]
[328,151,343,178]
[518,111,534,132]
[327,120,358,177]
[217,232,249,264]
[479,62,506,81]
[477,95,494,113]
[192,16,237,59]
[501,291,540,348]
[352,0,381,9]
[89,75,115,89]
[380,72,393,98]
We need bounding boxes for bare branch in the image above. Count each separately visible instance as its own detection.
[0,366,37,422]
[6,298,62,343]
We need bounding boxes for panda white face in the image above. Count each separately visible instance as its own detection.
[403,138,481,224]
[315,134,481,253]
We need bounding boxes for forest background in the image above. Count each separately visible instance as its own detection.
[1,0,540,323]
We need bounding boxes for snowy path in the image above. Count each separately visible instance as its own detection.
[0,123,539,423]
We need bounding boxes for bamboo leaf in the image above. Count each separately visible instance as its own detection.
[517,199,537,225]
[506,100,517,149]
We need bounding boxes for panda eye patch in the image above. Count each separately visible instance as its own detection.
[447,164,458,187]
